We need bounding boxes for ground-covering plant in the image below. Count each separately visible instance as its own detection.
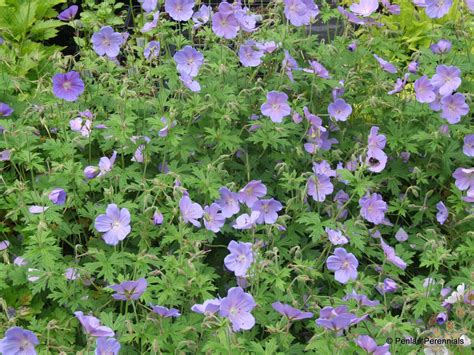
[0,0,473,354]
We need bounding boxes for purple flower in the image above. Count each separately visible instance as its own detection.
[110,278,147,301]
[313,161,336,178]
[48,188,66,205]
[316,305,366,331]
[91,26,124,57]
[452,167,474,191]
[326,247,358,284]
[65,267,79,280]
[381,239,407,270]
[347,42,357,52]
[431,65,461,96]
[303,60,330,78]
[239,40,265,67]
[350,0,379,16]
[158,117,176,137]
[216,187,240,218]
[440,287,452,298]
[399,151,410,164]
[212,11,239,39]
[70,117,92,137]
[425,0,452,18]
[95,337,120,355]
[376,278,398,294]
[430,39,452,54]
[436,312,448,325]
[464,290,474,305]
[414,0,428,8]
[463,134,474,157]
[436,201,448,224]
[0,103,13,117]
[192,4,211,28]
[94,204,131,245]
[14,257,27,266]
[153,210,163,225]
[328,98,352,121]
[305,122,338,153]
[292,112,302,123]
[332,81,345,101]
[0,327,39,355]
[463,188,474,203]
[151,305,181,317]
[141,11,160,33]
[239,180,267,207]
[0,149,10,161]
[232,211,261,229]
[219,287,256,331]
[343,291,380,307]
[203,203,226,232]
[414,76,436,103]
[466,0,474,12]
[52,71,84,101]
[355,335,390,354]
[366,148,388,173]
[0,240,9,251]
[440,93,469,124]
[261,91,291,123]
[283,0,319,27]
[179,73,201,92]
[359,193,387,225]
[308,174,334,202]
[395,227,408,242]
[334,189,349,204]
[224,240,254,277]
[368,126,386,150]
[326,228,349,245]
[337,6,368,25]
[179,195,204,227]
[74,311,115,337]
[173,45,203,77]
[191,298,221,314]
[383,1,400,14]
[282,50,300,82]
[257,41,278,53]
[252,198,283,224]
[234,7,258,32]
[84,166,100,180]
[408,61,418,73]
[272,302,313,320]
[415,1,429,8]
[334,190,349,219]
[237,275,248,288]
[430,94,443,111]
[58,5,78,21]
[388,74,408,95]
[373,54,397,74]
[366,126,387,173]
[165,0,194,21]
[139,0,157,13]
[29,205,49,214]
[131,136,150,163]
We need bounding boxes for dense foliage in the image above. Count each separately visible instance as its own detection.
[0,0,473,354]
